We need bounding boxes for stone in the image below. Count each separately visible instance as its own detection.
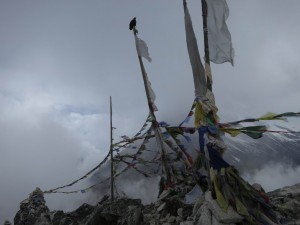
[11,183,300,225]
[157,202,166,212]
[211,215,229,225]
[3,221,12,225]
[167,215,177,223]
[192,195,205,215]
[124,205,143,225]
[195,203,212,225]
[180,222,194,225]
[269,183,300,223]
[176,216,183,223]
[14,187,50,225]
[158,190,170,201]
[177,208,183,218]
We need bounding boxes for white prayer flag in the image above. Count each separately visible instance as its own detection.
[134,35,157,110]
[184,0,207,98]
[146,76,158,111]
[206,0,234,65]
[135,36,152,63]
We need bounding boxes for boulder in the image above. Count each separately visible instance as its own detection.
[269,183,300,223]
[195,203,212,225]
[14,187,50,225]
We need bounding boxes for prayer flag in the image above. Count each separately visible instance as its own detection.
[206,0,234,65]
[135,36,152,62]
[184,0,207,98]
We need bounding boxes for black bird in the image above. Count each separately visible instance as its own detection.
[129,17,136,30]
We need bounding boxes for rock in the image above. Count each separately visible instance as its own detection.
[158,190,171,201]
[14,187,50,225]
[180,222,194,225]
[176,216,183,223]
[123,205,143,225]
[86,198,143,225]
[195,203,212,225]
[11,183,300,225]
[211,215,231,225]
[33,213,52,225]
[167,215,177,223]
[192,195,205,215]
[157,202,166,212]
[51,203,94,225]
[269,183,300,224]
[177,208,183,218]
[252,183,264,192]
[3,221,12,225]
[164,196,186,217]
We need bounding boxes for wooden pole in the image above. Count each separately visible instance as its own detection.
[201,0,217,198]
[201,0,212,91]
[110,96,114,201]
[132,27,172,185]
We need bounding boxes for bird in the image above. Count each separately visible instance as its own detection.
[129,17,136,30]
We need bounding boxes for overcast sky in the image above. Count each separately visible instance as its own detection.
[1,0,300,223]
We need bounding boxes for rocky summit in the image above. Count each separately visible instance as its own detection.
[269,183,300,225]
[8,183,300,225]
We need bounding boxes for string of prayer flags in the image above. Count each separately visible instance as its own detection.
[133,114,151,137]
[162,130,194,166]
[179,100,197,127]
[183,135,192,143]
[220,126,267,139]
[121,135,130,140]
[225,112,300,126]
[159,121,170,127]
[44,151,111,194]
[49,166,132,195]
[220,126,300,139]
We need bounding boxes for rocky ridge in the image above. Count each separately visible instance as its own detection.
[8,183,300,225]
[268,183,300,225]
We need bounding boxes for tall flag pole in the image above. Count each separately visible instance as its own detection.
[130,19,172,186]
[201,0,212,91]
[109,96,114,201]
[183,0,215,194]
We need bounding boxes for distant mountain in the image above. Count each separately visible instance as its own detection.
[224,132,300,173]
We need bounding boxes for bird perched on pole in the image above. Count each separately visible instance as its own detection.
[129,17,138,34]
[129,17,136,30]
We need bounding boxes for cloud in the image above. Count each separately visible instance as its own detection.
[241,162,300,192]
[0,91,106,222]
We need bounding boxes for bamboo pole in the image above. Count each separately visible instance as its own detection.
[201,0,217,198]
[132,27,172,186]
[201,0,212,91]
[110,96,114,201]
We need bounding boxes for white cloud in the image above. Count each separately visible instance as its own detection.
[242,162,300,192]
[0,92,107,222]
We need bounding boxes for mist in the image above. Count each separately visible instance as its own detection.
[242,162,300,192]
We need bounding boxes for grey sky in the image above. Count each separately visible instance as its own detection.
[1,0,300,223]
